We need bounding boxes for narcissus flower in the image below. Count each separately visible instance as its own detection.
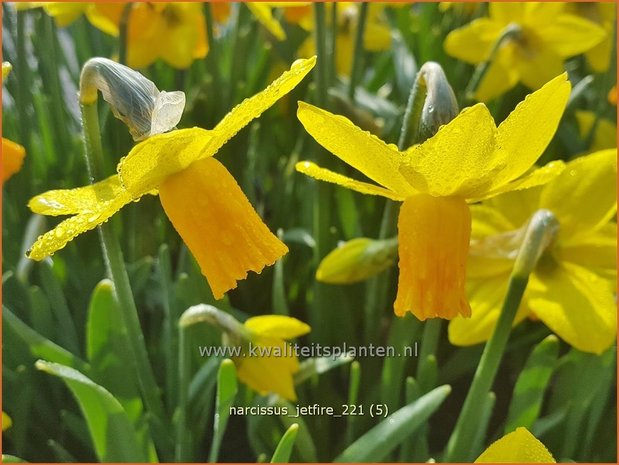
[236,315,311,401]
[450,149,617,354]
[297,74,569,320]
[444,3,606,101]
[475,427,555,463]
[27,57,316,299]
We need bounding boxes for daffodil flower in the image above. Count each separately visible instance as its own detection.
[27,57,316,300]
[568,2,616,73]
[475,427,555,463]
[450,149,617,354]
[444,3,606,101]
[297,74,569,320]
[575,111,617,152]
[236,315,311,401]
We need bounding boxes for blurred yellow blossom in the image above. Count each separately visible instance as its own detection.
[2,412,11,432]
[575,111,617,152]
[26,57,316,299]
[568,2,616,73]
[297,74,569,320]
[445,3,606,101]
[450,149,617,354]
[2,138,26,183]
[475,427,555,463]
[236,315,311,401]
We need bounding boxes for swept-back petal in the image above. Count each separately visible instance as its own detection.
[449,277,529,346]
[400,104,499,198]
[297,102,414,196]
[528,263,617,355]
[488,3,525,25]
[28,174,128,216]
[516,46,565,91]
[473,161,564,202]
[27,189,135,261]
[245,315,310,340]
[474,43,520,102]
[246,3,286,40]
[491,73,570,187]
[536,14,606,58]
[296,161,405,201]
[444,18,502,64]
[159,157,288,300]
[540,149,617,237]
[475,427,555,463]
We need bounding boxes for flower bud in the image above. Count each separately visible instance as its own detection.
[316,237,398,284]
[415,62,459,142]
[79,57,185,141]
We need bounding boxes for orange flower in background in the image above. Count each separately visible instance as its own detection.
[2,139,26,183]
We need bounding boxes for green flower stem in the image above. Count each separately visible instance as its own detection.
[203,3,222,113]
[118,3,133,65]
[313,3,329,108]
[176,324,191,461]
[16,10,31,153]
[348,2,369,101]
[415,319,441,388]
[80,102,166,424]
[444,209,559,462]
[465,23,522,100]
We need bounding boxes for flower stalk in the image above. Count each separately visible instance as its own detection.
[348,2,369,101]
[444,209,559,462]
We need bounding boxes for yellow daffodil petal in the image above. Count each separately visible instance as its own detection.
[586,34,612,73]
[245,315,310,340]
[209,56,316,154]
[449,277,529,346]
[295,161,404,201]
[536,14,606,58]
[84,4,123,37]
[394,195,471,320]
[529,263,617,355]
[2,138,26,182]
[246,3,286,40]
[483,186,543,230]
[159,158,288,300]
[297,101,414,196]
[363,22,391,52]
[475,427,555,463]
[523,3,565,26]
[492,74,570,187]
[575,111,617,152]
[235,338,299,401]
[516,47,565,91]
[2,412,12,432]
[474,161,565,202]
[118,127,214,196]
[27,189,135,261]
[28,175,127,216]
[42,3,88,27]
[474,43,520,102]
[444,18,501,64]
[555,222,617,280]
[470,204,517,237]
[2,62,11,80]
[540,149,617,237]
[158,4,208,68]
[488,3,525,25]
[401,104,499,198]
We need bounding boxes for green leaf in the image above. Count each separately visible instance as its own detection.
[35,360,148,462]
[335,385,451,462]
[86,279,157,462]
[271,423,299,463]
[3,306,89,372]
[2,455,28,463]
[294,354,354,385]
[504,335,559,433]
[209,359,239,462]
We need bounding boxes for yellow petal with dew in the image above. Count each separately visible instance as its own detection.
[208,56,316,155]
[394,195,471,320]
[536,13,606,58]
[297,101,414,196]
[27,189,135,261]
[234,338,299,401]
[475,427,555,463]
[28,174,129,216]
[528,262,617,355]
[296,161,404,201]
[2,412,12,432]
[246,3,286,40]
[474,43,520,102]
[516,46,565,92]
[444,18,501,64]
[473,161,564,202]
[540,149,617,237]
[491,73,570,188]
[449,276,529,346]
[555,222,617,281]
[244,315,310,340]
[159,157,288,300]
[2,138,26,182]
[400,104,499,198]
[118,127,214,196]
